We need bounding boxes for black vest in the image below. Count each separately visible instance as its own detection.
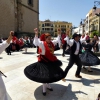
[70,41,82,55]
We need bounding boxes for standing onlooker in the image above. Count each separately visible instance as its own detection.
[80,33,85,40]
[23,36,30,53]
[62,33,67,57]
[30,37,34,48]
[5,43,12,55]
[85,33,90,40]
[93,35,99,52]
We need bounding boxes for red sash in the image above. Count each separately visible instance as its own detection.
[38,41,57,61]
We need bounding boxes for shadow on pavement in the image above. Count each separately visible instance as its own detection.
[7,92,12,100]
[22,52,35,54]
[0,57,3,59]
[54,53,70,57]
[81,67,100,76]
[34,84,67,100]
[54,53,62,56]
[34,83,86,100]
[7,54,19,56]
[62,83,87,100]
[66,78,100,87]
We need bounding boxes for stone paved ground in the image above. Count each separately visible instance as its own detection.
[0,48,100,100]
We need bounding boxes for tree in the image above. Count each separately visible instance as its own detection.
[90,30,99,38]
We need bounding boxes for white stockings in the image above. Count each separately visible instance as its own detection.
[42,83,51,92]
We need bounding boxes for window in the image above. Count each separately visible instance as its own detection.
[55,25,57,27]
[51,28,53,31]
[95,25,98,30]
[51,24,53,27]
[28,0,33,6]
[42,24,44,27]
[42,28,44,31]
[55,29,57,32]
[45,23,51,26]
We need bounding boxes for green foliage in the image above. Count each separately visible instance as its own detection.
[69,34,72,38]
[90,30,99,38]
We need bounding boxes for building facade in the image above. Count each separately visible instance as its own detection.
[84,13,89,33]
[88,8,100,34]
[0,0,39,38]
[72,27,79,34]
[39,20,72,36]
[54,21,72,36]
[39,20,54,36]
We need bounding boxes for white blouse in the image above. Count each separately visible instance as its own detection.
[0,41,9,54]
[64,36,86,47]
[33,35,61,55]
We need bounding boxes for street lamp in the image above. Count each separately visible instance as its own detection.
[93,1,100,36]
[80,19,85,34]
[70,26,74,35]
[93,1,100,10]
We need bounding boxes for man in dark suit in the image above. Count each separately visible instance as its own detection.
[63,33,83,81]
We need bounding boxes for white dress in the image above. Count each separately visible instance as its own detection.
[0,41,9,100]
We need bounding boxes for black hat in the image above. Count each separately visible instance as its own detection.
[86,38,90,43]
[72,33,79,39]
[78,34,81,37]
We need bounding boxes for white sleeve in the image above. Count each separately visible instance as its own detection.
[33,36,45,55]
[91,47,94,52]
[52,35,61,47]
[0,41,9,54]
[80,38,86,44]
[64,37,73,47]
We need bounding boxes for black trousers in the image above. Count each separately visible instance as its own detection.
[6,44,11,55]
[64,54,82,78]
[62,43,67,55]
[37,46,39,54]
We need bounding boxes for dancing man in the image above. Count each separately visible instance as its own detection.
[62,33,85,81]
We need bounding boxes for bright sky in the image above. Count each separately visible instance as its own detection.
[39,0,96,27]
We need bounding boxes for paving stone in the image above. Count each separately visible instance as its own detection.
[0,48,100,100]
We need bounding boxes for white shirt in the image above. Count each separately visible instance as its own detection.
[64,36,85,55]
[33,35,61,55]
[74,41,80,55]
[0,41,9,54]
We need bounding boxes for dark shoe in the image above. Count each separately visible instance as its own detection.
[47,88,53,91]
[75,75,82,78]
[42,92,46,96]
[83,66,86,69]
[88,70,93,72]
[62,54,65,57]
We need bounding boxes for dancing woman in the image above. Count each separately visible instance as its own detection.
[80,38,100,71]
[24,28,64,96]
[0,31,14,100]
[96,93,100,100]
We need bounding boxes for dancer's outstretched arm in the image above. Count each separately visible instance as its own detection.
[0,31,14,54]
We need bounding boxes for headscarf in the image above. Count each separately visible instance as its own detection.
[40,33,51,41]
